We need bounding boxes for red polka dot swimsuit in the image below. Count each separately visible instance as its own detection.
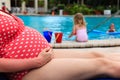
[0,12,50,80]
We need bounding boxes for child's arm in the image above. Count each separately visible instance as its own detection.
[113,29,116,32]
[69,26,76,38]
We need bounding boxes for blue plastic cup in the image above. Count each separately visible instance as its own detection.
[43,31,52,43]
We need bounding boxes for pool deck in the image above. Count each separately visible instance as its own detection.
[51,39,120,55]
[51,39,120,48]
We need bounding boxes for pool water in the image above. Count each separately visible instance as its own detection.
[18,15,120,41]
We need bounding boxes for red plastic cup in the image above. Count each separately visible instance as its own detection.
[55,32,63,43]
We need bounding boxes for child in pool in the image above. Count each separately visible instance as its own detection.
[107,23,116,32]
[69,13,88,42]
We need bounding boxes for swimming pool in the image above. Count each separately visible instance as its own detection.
[17,15,120,41]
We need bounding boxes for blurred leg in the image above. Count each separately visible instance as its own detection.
[23,58,107,80]
[53,49,104,58]
[53,49,120,62]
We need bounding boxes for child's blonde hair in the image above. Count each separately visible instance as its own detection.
[74,13,86,26]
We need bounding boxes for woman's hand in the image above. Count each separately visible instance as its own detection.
[0,48,53,72]
[37,47,54,67]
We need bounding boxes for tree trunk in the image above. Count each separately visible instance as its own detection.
[81,0,84,5]
[21,1,27,14]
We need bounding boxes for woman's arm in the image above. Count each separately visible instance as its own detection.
[0,48,53,72]
[0,57,41,72]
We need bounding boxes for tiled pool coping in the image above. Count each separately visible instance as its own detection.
[50,39,120,48]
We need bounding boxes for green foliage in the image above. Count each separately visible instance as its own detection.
[79,5,94,15]
[38,0,44,7]
[49,0,57,8]
[110,5,117,13]
[64,4,94,15]
[95,6,104,11]
[69,4,80,14]
[57,4,65,9]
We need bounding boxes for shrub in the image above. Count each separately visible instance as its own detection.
[64,4,94,15]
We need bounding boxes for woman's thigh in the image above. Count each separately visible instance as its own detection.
[22,58,101,80]
[22,59,80,80]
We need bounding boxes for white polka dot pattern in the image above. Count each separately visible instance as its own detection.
[0,13,50,80]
